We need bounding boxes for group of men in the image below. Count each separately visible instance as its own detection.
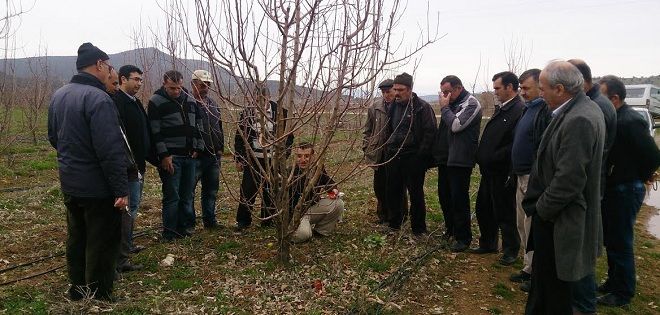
[47,42,659,312]
[364,61,660,314]
[48,43,344,301]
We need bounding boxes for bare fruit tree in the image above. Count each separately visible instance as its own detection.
[0,0,30,158]
[166,0,439,264]
[21,45,51,145]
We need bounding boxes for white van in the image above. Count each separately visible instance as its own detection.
[625,84,660,117]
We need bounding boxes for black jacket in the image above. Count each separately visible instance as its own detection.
[114,90,155,174]
[386,93,437,166]
[476,95,524,175]
[587,85,617,161]
[197,96,224,156]
[607,103,660,185]
[234,100,294,164]
[48,72,128,198]
[289,166,336,211]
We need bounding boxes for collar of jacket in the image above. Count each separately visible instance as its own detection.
[527,97,545,108]
[375,100,390,113]
[449,89,470,107]
[70,72,106,91]
[499,95,522,112]
[154,86,188,103]
[586,84,600,99]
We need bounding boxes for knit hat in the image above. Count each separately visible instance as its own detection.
[76,43,109,70]
[378,79,394,89]
[393,72,413,88]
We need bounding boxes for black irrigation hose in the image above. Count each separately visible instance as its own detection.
[0,252,65,275]
[0,264,66,287]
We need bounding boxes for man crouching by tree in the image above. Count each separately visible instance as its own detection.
[48,43,128,302]
[290,142,344,243]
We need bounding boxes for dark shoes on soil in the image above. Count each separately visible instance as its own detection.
[118,263,143,273]
[509,270,531,283]
[597,293,630,307]
[450,241,469,252]
[520,280,531,292]
[498,255,517,266]
[468,247,498,254]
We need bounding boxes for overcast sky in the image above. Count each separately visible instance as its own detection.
[9,0,660,94]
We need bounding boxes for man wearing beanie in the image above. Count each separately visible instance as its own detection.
[383,72,437,236]
[48,42,128,301]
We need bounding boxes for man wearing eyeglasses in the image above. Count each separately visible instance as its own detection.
[113,65,153,273]
[48,43,128,301]
[191,69,224,229]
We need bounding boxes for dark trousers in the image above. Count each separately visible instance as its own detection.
[385,154,427,233]
[236,158,274,226]
[373,166,388,222]
[194,154,221,226]
[601,180,645,302]
[374,165,408,223]
[447,166,473,245]
[475,173,520,256]
[64,194,121,300]
[437,164,453,235]
[525,214,573,315]
[570,273,596,313]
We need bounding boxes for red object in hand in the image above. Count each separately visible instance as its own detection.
[327,189,339,199]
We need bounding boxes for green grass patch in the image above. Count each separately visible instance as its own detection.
[24,159,57,171]
[491,282,514,301]
[215,240,241,254]
[361,257,392,273]
[0,288,47,314]
[363,234,386,248]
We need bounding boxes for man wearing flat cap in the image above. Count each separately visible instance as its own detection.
[383,72,437,236]
[191,69,224,229]
[363,79,395,225]
[48,42,129,301]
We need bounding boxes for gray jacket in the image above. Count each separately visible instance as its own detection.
[439,91,483,168]
[363,100,390,166]
[523,91,605,281]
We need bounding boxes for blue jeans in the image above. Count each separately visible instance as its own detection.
[195,154,220,227]
[124,178,143,250]
[601,180,645,302]
[158,156,197,240]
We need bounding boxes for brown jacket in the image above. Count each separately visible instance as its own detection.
[363,100,390,166]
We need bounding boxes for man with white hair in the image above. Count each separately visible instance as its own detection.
[522,61,605,314]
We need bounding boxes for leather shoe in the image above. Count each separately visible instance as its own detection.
[468,247,498,254]
[498,255,517,266]
[451,241,469,252]
[597,281,612,294]
[520,280,530,292]
[118,263,143,273]
[509,270,531,283]
[597,293,629,307]
[130,245,145,254]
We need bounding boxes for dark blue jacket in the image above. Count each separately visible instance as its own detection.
[48,72,129,198]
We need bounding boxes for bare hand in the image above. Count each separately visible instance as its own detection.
[439,92,451,108]
[235,162,243,172]
[161,156,174,174]
[191,151,198,159]
[114,196,128,209]
[328,188,339,199]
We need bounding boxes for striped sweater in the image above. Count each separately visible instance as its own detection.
[147,87,205,158]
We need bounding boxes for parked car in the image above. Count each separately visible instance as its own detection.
[631,106,655,137]
[625,84,660,117]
